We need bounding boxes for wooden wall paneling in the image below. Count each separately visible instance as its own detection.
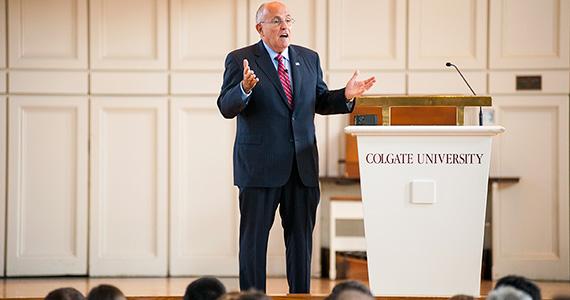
[8,0,87,69]
[328,0,406,70]
[0,71,6,94]
[7,96,88,276]
[169,98,238,276]
[171,0,245,70]
[89,97,167,276]
[328,72,405,95]
[490,0,570,69]
[0,0,6,69]
[409,0,487,69]
[90,72,168,95]
[408,71,487,94]
[90,0,167,70]
[491,95,569,280]
[170,72,223,95]
[489,71,570,94]
[10,71,88,94]
[326,114,347,178]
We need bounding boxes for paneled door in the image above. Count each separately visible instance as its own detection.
[491,95,569,280]
[90,97,168,276]
[7,96,88,276]
[169,98,238,276]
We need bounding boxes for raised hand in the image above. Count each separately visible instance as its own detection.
[242,59,259,93]
[344,70,376,100]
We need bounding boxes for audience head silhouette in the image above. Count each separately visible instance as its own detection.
[218,289,270,300]
[449,294,475,300]
[493,275,541,300]
[184,277,227,300]
[45,287,85,300]
[487,286,533,300]
[325,280,374,300]
[87,284,126,300]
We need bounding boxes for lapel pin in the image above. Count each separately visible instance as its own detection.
[295,62,300,66]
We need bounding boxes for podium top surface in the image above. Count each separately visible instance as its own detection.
[356,95,492,107]
[345,125,505,136]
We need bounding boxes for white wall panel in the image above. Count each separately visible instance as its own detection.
[170,98,237,276]
[90,97,167,276]
[409,71,487,94]
[9,71,88,94]
[266,216,286,276]
[171,72,223,95]
[171,0,246,70]
[90,0,167,70]
[7,96,88,276]
[0,71,6,93]
[313,0,327,62]
[8,0,87,69]
[90,72,168,95]
[489,71,570,94]
[491,95,569,279]
[329,0,406,70]
[326,114,347,177]
[328,72,405,95]
[490,0,570,69]
[0,97,6,276]
[0,0,6,69]
[315,114,327,177]
[409,0,487,69]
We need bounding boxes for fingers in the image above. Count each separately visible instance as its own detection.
[243,59,250,78]
[242,59,259,93]
[358,76,376,89]
[362,76,376,90]
[349,70,360,82]
[348,76,377,98]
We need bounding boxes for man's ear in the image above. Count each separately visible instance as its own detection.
[256,24,263,36]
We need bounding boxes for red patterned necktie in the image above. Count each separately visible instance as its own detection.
[275,54,293,108]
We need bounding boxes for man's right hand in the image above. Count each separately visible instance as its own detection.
[242,59,259,94]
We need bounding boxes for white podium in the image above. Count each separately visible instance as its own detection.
[344,125,505,297]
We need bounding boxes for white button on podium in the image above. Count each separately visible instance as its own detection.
[345,125,505,297]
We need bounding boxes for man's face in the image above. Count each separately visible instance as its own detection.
[256,2,292,53]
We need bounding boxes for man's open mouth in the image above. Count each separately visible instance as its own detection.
[280,33,289,38]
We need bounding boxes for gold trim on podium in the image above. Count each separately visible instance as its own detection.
[356,95,492,125]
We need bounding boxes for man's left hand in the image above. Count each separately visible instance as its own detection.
[344,70,376,101]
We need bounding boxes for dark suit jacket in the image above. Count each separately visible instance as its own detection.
[217,40,354,188]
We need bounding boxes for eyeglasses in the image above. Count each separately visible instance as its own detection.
[259,17,295,27]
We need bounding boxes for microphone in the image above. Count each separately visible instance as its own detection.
[445,62,483,126]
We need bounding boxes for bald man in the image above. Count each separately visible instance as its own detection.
[217,1,375,293]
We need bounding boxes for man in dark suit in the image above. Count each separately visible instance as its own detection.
[217,1,376,294]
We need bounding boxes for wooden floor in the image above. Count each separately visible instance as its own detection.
[0,277,568,299]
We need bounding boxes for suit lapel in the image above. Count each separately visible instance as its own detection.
[253,41,288,107]
[289,46,302,111]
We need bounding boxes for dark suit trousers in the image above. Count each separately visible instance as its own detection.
[238,160,320,293]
